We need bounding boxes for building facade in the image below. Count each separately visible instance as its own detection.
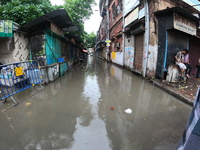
[0,22,30,64]
[97,0,200,79]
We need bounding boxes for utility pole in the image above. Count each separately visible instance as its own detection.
[143,0,150,77]
[122,0,125,66]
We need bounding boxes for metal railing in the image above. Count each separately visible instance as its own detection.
[0,60,44,105]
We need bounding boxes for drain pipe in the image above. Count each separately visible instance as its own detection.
[143,0,150,77]
[122,0,125,67]
[106,0,110,61]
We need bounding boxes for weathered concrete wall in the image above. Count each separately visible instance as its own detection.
[102,47,107,60]
[111,51,123,66]
[124,33,134,70]
[146,1,158,77]
[145,0,177,77]
[13,32,29,62]
[108,0,123,66]
[0,38,13,64]
[154,0,176,11]
[0,32,29,64]
[146,45,158,77]
[124,47,134,70]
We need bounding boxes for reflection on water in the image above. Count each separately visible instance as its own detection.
[0,56,192,150]
[70,74,112,150]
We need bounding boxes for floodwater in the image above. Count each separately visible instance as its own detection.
[0,56,192,150]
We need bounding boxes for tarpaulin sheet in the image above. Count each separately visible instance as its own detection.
[177,87,200,150]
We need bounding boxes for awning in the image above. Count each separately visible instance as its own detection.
[96,40,106,45]
[124,19,144,33]
[22,9,75,31]
[154,7,200,24]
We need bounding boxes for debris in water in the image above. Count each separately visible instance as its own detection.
[111,107,114,110]
[124,108,132,114]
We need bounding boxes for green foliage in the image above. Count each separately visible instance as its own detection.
[63,0,96,38]
[64,0,95,23]
[84,32,96,48]
[0,0,97,46]
[0,0,57,25]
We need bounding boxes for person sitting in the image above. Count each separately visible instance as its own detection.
[175,50,187,80]
[183,49,192,79]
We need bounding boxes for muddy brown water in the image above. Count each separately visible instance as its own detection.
[0,56,192,150]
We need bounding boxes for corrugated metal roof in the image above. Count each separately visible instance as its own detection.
[22,8,72,30]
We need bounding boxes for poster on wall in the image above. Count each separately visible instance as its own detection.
[124,0,139,16]
[124,47,134,69]
[111,52,117,60]
[0,20,13,37]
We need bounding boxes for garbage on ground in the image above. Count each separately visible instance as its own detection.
[124,108,132,114]
[26,102,31,106]
[179,86,188,89]
[110,107,114,110]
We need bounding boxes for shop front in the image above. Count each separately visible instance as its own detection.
[124,20,145,72]
[155,7,200,79]
[123,5,145,73]
[95,41,106,60]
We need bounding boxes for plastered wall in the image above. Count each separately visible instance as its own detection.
[0,32,30,64]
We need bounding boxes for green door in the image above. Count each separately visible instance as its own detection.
[45,31,61,65]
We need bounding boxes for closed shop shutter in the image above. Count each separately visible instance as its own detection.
[134,33,144,72]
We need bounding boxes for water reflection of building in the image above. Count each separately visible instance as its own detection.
[0,72,77,149]
[96,60,189,149]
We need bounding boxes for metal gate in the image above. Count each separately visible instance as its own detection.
[0,60,44,105]
[134,33,144,73]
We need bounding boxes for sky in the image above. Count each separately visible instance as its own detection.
[50,0,102,34]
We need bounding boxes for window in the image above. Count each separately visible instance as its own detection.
[112,4,115,21]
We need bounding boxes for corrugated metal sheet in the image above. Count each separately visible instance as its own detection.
[22,9,72,30]
[45,32,61,65]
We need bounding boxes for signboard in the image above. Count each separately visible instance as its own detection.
[139,8,145,19]
[124,0,139,16]
[124,7,139,27]
[51,23,62,36]
[106,43,110,47]
[0,20,13,37]
[15,67,24,77]
[173,13,197,36]
[182,0,200,11]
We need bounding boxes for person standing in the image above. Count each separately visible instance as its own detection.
[79,53,84,65]
[175,50,187,79]
[183,49,192,79]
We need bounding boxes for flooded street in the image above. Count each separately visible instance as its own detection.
[0,56,192,150]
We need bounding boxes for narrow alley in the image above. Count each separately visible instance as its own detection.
[0,56,192,150]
